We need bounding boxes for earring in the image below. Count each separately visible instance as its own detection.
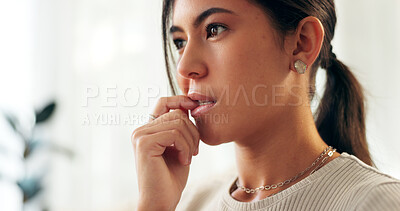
[294,60,307,74]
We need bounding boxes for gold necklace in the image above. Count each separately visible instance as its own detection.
[235,146,336,194]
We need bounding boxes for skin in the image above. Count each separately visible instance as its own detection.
[132,0,341,209]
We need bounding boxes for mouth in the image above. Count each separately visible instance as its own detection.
[190,100,217,118]
[197,100,217,106]
[187,92,217,118]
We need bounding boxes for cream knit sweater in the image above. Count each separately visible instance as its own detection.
[176,152,400,211]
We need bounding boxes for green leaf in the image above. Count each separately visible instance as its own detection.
[35,102,56,124]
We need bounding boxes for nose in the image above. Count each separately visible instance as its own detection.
[177,40,208,80]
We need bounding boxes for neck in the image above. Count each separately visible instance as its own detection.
[233,106,328,195]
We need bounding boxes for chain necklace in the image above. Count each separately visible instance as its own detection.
[235,146,336,194]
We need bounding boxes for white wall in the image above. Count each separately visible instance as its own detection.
[333,0,400,176]
[0,0,399,210]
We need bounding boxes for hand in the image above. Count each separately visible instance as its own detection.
[132,95,200,210]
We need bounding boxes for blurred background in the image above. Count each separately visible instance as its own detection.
[0,0,399,210]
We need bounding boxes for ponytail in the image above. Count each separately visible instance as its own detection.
[316,51,374,166]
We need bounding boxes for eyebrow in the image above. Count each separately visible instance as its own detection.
[169,7,236,34]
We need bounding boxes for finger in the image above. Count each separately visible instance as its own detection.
[171,110,200,155]
[149,95,199,122]
[150,109,200,155]
[137,118,195,155]
[148,96,200,155]
[136,129,192,166]
[159,109,200,142]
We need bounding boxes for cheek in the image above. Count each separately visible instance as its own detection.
[215,33,284,81]
[197,50,287,144]
[209,32,287,104]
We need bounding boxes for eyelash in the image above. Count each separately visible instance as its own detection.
[172,23,228,51]
[173,39,186,51]
[205,23,228,39]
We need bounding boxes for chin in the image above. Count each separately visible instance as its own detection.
[200,137,225,146]
[195,117,232,146]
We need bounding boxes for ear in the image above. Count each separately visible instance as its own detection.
[288,16,324,73]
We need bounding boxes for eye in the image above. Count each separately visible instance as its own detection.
[206,23,228,39]
[173,39,187,50]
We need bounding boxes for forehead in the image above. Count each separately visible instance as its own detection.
[172,0,260,23]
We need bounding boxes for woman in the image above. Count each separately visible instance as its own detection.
[132,0,400,210]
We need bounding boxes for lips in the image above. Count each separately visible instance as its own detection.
[187,92,217,102]
[188,92,217,118]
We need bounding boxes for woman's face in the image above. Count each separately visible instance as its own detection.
[171,0,298,145]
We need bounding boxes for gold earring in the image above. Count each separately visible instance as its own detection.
[294,60,307,74]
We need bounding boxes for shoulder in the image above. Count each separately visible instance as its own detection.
[355,182,400,210]
[336,152,400,185]
[335,153,400,210]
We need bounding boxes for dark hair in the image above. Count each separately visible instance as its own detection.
[161,0,374,166]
